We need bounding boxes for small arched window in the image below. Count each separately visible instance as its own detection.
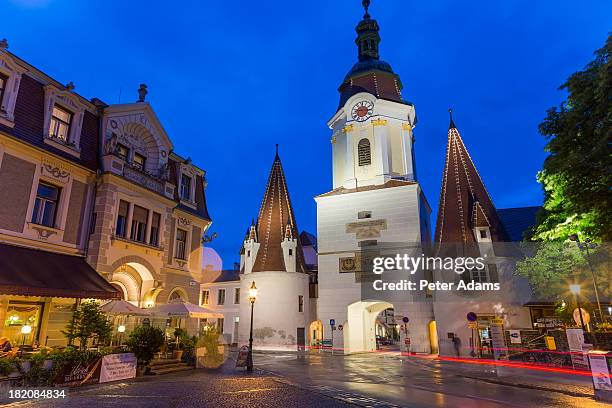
[358,138,371,166]
[168,290,184,303]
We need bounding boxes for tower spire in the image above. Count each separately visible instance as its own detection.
[434,112,509,244]
[251,151,306,273]
[355,0,380,61]
[448,108,456,129]
[362,0,370,18]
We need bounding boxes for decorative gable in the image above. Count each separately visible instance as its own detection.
[0,42,27,128]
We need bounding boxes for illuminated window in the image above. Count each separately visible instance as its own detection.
[31,182,60,227]
[133,152,146,171]
[116,144,129,161]
[48,105,73,142]
[201,290,209,305]
[358,138,371,166]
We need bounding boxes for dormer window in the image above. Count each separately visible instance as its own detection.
[475,227,492,243]
[116,144,129,161]
[0,50,27,128]
[42,85,89,156]
[180,174,192,201]
[49,105,73,142]
[133,152,146,171]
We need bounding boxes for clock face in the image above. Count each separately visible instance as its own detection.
[351,100,374,122]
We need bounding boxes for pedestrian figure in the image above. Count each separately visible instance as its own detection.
[452,335,461,357]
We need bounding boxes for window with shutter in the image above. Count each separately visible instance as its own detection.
[358,138,371,166]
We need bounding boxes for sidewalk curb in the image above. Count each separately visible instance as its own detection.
[459,374,593,399]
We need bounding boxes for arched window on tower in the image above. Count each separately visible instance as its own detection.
[358,138,371,166]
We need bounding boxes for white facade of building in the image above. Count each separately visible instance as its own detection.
[315,91,435,354]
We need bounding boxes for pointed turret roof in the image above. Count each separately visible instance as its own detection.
[434,110,509,244]
[251,148,306,273]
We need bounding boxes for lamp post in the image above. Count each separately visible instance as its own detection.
[569,234,603,321]
[247,281,258,373]
[20,324,32,356]
[570,284,587,332]
[20,324,32,346]
[117,324,126,347]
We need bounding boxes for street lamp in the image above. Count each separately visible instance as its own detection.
[247,281,258,373]
[569,234,603,321]
[20,324,32,346]
[117,325,126,347]
[570,284,587,332]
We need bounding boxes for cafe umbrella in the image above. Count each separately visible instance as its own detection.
[99,300,151,316]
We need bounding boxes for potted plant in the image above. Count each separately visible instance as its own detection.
[172,328,188,360]
[126,326,164,375]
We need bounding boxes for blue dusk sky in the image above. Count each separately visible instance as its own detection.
[2,0,610,267]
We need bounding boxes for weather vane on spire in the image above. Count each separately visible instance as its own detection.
[362,0,371,18]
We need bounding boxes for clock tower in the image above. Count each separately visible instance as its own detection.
[329,0,417,190]
[315,0,434,354]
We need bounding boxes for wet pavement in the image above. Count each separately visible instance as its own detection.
[1,351,607,407]
[254,351,607,407]
[1,370,348,408]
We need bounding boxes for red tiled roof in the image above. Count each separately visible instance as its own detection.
[434,117,509,244]
[252,151,305,273]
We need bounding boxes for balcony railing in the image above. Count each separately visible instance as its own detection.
[122,165,166,195]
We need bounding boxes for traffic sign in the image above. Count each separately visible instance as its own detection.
[330,319,335,326]
[467,312,477,322]
[468,322,477,329]
[338,325,343,331]
[402,317,409,323]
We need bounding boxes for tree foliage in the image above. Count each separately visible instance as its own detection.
[516,242,610,301]
[530,34,611,242]
[62,301,112,350]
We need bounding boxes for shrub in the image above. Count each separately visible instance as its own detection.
[126,326,165,368]
[0,357,16,376]
[197,329,224,368]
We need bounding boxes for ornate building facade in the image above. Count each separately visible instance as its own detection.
[0,40,211,346]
